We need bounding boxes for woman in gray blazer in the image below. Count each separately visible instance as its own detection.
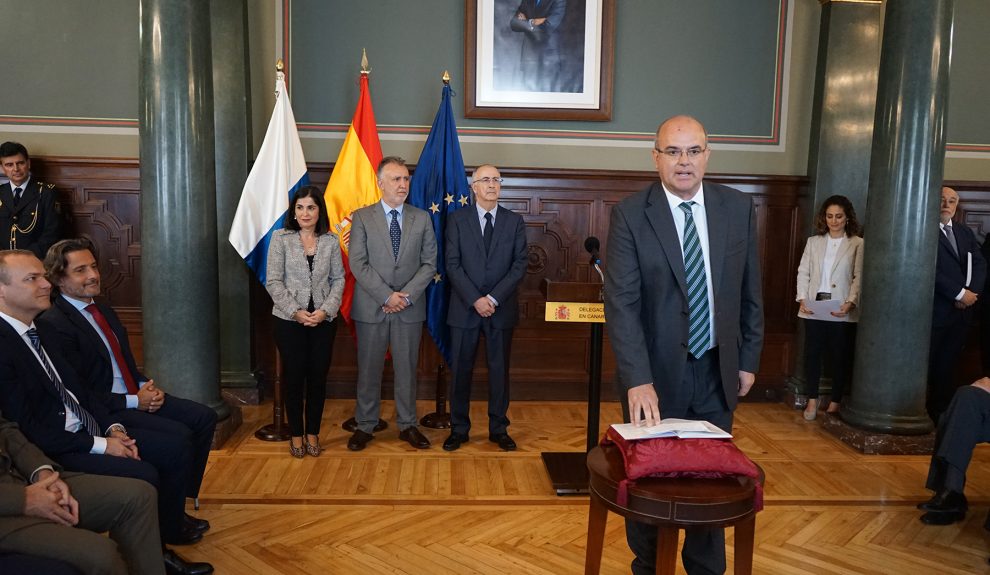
[266,186,345,457]
[795,195,864,420]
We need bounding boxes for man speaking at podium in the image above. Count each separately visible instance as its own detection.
[604,115,764,575]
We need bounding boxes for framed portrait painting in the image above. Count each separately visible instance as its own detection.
[464,0,615,121]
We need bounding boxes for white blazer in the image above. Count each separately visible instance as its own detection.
[795,234,864,322]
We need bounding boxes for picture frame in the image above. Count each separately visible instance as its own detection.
[464,0,615,121]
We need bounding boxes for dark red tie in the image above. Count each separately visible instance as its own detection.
[85,303,140,394]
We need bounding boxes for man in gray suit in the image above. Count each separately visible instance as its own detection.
[442,164,528,452]
[604,115,764,575]
[347,157,438,451]
[0,411,165,575]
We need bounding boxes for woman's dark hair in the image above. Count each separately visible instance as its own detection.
[814,195,862,237]
[284,185,330,235]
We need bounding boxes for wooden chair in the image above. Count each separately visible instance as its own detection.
[584,443,764,575]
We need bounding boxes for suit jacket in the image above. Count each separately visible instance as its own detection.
[265,229,345,321]
[0,319,117,457]
[348,203,437,324]
[38,297,144,413]
[604,181,764,412]
[0,179,60,258]
[446,205,528,329]
[933,221,987,329]
[0,414,59,518]
[795,234,864,322]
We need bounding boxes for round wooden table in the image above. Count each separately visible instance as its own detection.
[584,444,764,575]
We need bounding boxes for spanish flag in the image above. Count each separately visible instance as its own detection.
[324,71,383,325]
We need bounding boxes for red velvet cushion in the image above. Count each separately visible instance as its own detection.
[602,427,763,510]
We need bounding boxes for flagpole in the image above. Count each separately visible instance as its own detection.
[254,59,292,442]
[420,70,456,431]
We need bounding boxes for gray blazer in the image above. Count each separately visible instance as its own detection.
[348,203,437,324]
[266,229,345,321]
[604,181,764,412]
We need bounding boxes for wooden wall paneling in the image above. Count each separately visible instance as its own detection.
[34,157,810,401]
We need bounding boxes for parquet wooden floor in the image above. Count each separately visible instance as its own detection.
[183,400,990,574]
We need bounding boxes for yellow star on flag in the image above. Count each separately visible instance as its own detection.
[433,273,443,284]
[429,202,440,214]
[444,193,454,205]
[458,195,469,206]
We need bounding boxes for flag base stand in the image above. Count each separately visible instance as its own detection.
[342,418,388,432]
[255,422,291,442]
[421,363,451,429]
[257,350,291,442]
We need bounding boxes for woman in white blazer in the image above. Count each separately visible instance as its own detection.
[266,186,345,457]
[795,195,864,420]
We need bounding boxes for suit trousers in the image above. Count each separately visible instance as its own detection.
[354,316,422,433]
[53,423,192,543]
[114,396,215,499]
[928,318,970,421]
[274,317,337,436]
[802,318,856,402]
[622,348,733,575]
[926,385,990,494]
[449,322,513,436]
[0,473,165,575]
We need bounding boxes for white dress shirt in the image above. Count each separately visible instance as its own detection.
[662,184,716,350]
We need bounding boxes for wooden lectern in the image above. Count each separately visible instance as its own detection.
[541,278,605,495]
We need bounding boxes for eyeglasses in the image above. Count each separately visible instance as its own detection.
[655,147,708,161]
[473,177,504,185]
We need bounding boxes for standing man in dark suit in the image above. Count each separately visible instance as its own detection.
[0,411,166,574]
[604,116,764,575]
[0,249,213,575]
[442,165,528,452]
[346,157,438,451]
[0,142,59,259]
[928,186,986,422]
[510,0,568,92]
[37,238,215,532]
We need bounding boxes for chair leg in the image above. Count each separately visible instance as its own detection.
[655,527,679,575]
[584,495,609,575]
[733,516,756,575]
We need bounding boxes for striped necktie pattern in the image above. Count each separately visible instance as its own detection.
[679,202,711,359]
[26,328,102,436]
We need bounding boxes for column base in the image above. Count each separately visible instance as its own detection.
[210,401,243,449]
[822,412,934,455]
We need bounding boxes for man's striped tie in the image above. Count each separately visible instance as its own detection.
[26,328,102,436]
[679,202,711,359]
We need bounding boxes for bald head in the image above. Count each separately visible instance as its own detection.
[940,186,959,224]
[652,115,711,200]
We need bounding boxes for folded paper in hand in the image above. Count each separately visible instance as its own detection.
[610,418,732,441]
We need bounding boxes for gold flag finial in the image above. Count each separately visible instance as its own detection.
[276,59,284,72]
[442,70,451,84]
[361,48,370,75]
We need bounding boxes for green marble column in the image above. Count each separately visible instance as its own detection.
[139,0,227,417]
[789,0,881,404]
[843,0,955,435]
[211,0,257,396]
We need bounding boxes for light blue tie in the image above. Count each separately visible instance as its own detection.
[679,202,711,359]
[26,328,102,436]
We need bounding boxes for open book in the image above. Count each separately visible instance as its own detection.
[610,418,732,441]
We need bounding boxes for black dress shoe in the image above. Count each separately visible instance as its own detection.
[489,433,517,451]
[399,426,431,449]
[920,510,966,525]
[184,513,210,534]
[443,433,469,452]
[166,524,204,546]
[918,489,967,513]
[163,549,214,575]
[347,430,374,451]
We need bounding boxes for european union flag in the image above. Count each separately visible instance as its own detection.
[410,83,471,364]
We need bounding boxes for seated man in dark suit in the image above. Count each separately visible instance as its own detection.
[918,378,990,525]
[0,249,212,575]
[0,411,165,575]
[38,238,215,525]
